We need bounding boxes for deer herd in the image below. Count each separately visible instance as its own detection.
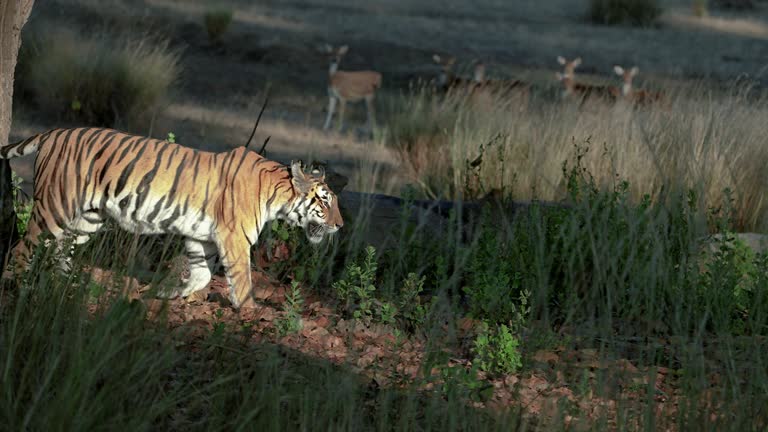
[320,44,668,133]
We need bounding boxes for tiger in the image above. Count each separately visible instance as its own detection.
[0,127,344,308]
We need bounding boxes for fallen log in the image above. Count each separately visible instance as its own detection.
[336,190,571,252]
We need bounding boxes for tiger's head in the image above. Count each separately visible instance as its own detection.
[286,160,344,244]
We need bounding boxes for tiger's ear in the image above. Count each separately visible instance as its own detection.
[290,160,311,194]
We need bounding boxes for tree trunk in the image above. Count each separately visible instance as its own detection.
[0,0,34,268]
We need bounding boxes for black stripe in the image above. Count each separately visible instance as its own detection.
[191,153,201,183]
[132,143,165,221]
[165,153,188,205]
[199,181,211,220]
[97,134,133,185]
[35,129,67,182]
[79,129,109,206]
[87,131,121,207]
[146,196,166,223]
[159,205,181,231]
[114,139,151,197]
[115,136,142,164]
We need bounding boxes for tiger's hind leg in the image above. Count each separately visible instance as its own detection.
[11,203,68,275]
[159,239,219,301]
[57,211,105,272]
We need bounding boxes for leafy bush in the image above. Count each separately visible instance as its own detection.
[472,322,523,376]
[203,7,234,43]
[11,171,32,236]
[693,0,709,16]
[18,26,180,130]
[333,245,393,325]
[397,272,432,331]
[275,281,305,336]
[589,0,662,26]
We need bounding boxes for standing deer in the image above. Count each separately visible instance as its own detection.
[555,56,619,105]
[323,44,382,133]
[613,65,667,108]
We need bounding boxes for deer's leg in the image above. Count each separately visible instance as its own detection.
[337,98,347,132]
[323,96,337,130]
[365,94,377,133]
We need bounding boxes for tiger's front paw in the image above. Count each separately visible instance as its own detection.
[184,289,209,304]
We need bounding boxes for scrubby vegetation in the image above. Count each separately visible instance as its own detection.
[203,7,234,43]
[5,137,766,429]
[16,26,180,131]
[588,0,662,26]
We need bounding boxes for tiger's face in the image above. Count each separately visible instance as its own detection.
[287,161,344,244]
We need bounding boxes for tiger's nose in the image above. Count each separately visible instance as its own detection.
[335,223,343,229]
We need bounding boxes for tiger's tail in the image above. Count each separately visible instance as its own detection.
[0,133,46,159]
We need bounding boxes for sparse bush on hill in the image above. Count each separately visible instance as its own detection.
[17,26,180,131]
[203,7,233,43]
[589,0,662,27]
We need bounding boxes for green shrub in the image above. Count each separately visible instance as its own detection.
[18,26,180,130]
[472,322,523,376]
[275,281,305,336]
[333,245,383,324]
[589,0,662,26]
[693,0,709,17]
[11,171,32,236]
[203,7,234,43]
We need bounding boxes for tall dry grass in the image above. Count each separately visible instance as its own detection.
[17,24,180,131]
[381,81,768,231]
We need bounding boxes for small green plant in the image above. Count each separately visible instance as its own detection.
[472,322,523,376]
[397,272,432,331]
[589,0,662,26]
[438,363,494,403]
[275,280,304,336]
[166,132,176,143]
[204,7,234,43]
[11,171,32,236]
[332,245,399,326]
[333,246,378,322]
[692,0,708,17]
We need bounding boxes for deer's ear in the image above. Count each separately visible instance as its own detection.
[614,65,624,76]
[630,66,639,76]
[290,160,311,194]
[573,57,582,67]
[309,165,326,182]
[557,56,566,65]
[338,45,349,55]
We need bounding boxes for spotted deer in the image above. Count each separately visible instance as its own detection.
[613,65,667,108]
[323,44,382,133]
[432,54,480,93]
[472,61,531,95]
[555,56,619,105]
